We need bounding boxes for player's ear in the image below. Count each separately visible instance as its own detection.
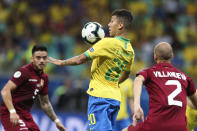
[154,53,158,61]
[31,56,33,61]
[171,52,174,59]
[118,22,124,30]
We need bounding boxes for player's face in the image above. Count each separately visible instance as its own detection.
[108,15,120,37]
[32,51,48,70]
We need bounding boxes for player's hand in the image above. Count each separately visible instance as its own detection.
[10,112,20,126]
[48,57,63,66]
[56,122,66,131]
[132,104,144,126]
[122,127,128,131]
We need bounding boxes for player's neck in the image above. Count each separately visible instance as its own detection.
[156,60,171,64]
[32,64,43,74]
[115,31,127,39]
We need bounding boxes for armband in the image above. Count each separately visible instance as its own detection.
[54,118,60,124]
[9,109,16,114]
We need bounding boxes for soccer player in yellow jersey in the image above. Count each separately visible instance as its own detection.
[186,96,197,131]
[114,78,134,131]
[48,9,134,131]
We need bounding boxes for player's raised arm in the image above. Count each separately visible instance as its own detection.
[1,80,19,126]
[48,53,89,66]
[188,91,197,109]
[132,75,145,126]
[38,95,66,131]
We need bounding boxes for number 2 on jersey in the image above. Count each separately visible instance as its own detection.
[165,80,182,107]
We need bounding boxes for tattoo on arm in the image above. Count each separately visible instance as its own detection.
[39,95,57,121]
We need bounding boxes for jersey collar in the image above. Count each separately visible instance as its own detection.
[115,36,130,43]
[155,62,173,68]
[29,62,43,76]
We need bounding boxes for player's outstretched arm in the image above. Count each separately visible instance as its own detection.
[122,127,128,131]
[1,80,19,126]
[129,96,134,115]
[39,95,66,131]
[48,53,89,66]
[188,90,197,109]
[132,75,145,126]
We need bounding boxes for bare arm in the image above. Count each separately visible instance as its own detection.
[132,75,145,126]
[187,97,195,109]
[188,91,197,109]
[133,75,144,106]
[1,80,17,111]
[118,71,130,84]
[128,96,134,114]
[39,95,65,131]
[48,53,89,66]
[39,95,58,121]
[1,80,19,126]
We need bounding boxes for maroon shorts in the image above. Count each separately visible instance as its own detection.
[127,122,188,131]
[0,113,40,131]
[128,122,145,131]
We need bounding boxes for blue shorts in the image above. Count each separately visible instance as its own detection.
[86,95,120,131]
[113,118,132,131]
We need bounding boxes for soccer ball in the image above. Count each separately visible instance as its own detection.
[81,22,105,45]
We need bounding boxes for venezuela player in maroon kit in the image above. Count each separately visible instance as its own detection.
[0,45,65,131]
[123,42,197,131]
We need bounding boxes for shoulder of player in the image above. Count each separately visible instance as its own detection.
[100,37,132,47]
[150,65,192,80]
[97,37,132,44]
[16,65,30,74]
[99,37,119,43]
[176,69,191,80]
[127,44,135,54]
[93,37,115,47]
[137,67,152,77]
[142,65,151,71]
[42,73,48,79]
[11,66,30,79]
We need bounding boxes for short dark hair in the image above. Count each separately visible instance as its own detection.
[112,9,133,30]
[32,45,48,55]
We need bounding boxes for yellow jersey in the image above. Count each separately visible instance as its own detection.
[84,37,135,101]
[186,105,197,131]
[116,78,133,120]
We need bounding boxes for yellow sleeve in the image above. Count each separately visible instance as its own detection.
[84,38,114,60]
[125,52,135,72]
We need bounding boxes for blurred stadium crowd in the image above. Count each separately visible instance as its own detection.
[0,0,197,112]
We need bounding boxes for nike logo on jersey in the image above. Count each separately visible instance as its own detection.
[28,79,37,82]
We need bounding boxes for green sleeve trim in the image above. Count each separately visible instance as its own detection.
[115,36,130,49]
[115,36,130,43]
[84,51,91,60]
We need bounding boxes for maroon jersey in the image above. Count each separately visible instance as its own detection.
[0,63,48,115]
[129,63,196,131]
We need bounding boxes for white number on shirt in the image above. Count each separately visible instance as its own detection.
[32,89,39,99]
[18,119,28,130]
[165,80,182,107]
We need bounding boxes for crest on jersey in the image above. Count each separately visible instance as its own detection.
[40,79,44,87]
[13,71,21,78]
